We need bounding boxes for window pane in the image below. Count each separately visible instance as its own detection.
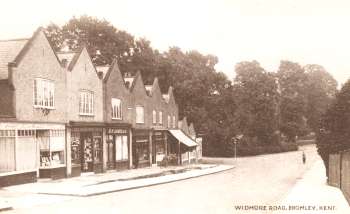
[136,106,144,123]
[122,136,128,160]
[115,136,123,160]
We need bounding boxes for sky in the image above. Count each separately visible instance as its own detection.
[1,0,350,86]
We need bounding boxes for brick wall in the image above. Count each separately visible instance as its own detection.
[11,30,67,122]
[0,80,14,117]
[67,48,103,122]
[130,72,151,128]
[104,60,132,124]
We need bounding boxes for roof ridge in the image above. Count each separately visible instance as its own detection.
[0,38,30,42]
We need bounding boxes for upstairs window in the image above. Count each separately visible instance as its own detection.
[167,115,171,128]
[136,106,145,124]
[112,98,122,119]
[152,110,157,124]
[172,115,176,128]
[159,111,163,125]
[34,78,54,108]
[79,90,94,115]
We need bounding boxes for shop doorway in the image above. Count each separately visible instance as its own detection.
[80,132,93,172]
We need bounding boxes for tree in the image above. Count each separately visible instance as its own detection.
[277,61,308,142]
[304,64,337,132]
[317,79,350,176]
[233,61,279,145]
[45,15,163,84]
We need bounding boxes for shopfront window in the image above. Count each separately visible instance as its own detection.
[38,129,65,167]
[71,132,80,164]
[115,135,128,161]
[0,130,15,172]
[93,134,102,163]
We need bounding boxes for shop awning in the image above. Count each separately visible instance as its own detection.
[168,129,197,147]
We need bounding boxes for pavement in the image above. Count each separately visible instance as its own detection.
[272,159,350,214]
[0,163,233,211]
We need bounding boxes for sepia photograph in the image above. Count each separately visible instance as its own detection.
[0,0,350,213]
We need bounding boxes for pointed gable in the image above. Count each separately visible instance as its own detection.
[13,27,61,68]
[179,117,189,134]
[151,78,162,98]
[188,123,196,139]
[167,86,176,105]
[130,71,148,96]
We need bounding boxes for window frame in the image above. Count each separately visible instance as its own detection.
[79,90,94,116]
[135,105,145,124]
[111,98,122,120]
[33,78,55,109]
[158,111,163,125]
[152,110,157,124]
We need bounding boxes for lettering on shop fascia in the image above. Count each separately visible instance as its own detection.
[107,128,128,134]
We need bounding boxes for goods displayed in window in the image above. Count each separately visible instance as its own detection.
[37,129,65,168]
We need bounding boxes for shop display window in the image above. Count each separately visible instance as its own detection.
[40,150,64,167]
[71,132,81,164]
[38,129,65,168]
[156,141,165,155]
[115,135,128,161]
[93,135,102,163]
[137,141,149,162]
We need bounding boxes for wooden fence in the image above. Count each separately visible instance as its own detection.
[328,150,350,204]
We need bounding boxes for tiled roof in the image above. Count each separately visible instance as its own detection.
[0,39,28,79]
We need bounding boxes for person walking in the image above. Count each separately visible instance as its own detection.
[302,151,306,164]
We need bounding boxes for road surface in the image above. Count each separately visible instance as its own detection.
[7,145,318,214]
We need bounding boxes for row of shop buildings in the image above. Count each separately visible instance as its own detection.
[0,28,202,187]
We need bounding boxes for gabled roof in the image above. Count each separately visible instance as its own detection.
[0,39,28,79]
[178,116,189,135]
[13,27,61,67]
[0,27,62,79]
[188,123,196,138]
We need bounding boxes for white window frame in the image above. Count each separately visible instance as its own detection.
[33,78,55,109]
[136,106,145,124]
[152,110,157,124]
[167,115,171,128]
[79,90,94,116]
[159,111,163,125]
[112,98,122,120]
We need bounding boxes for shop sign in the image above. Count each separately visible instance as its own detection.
[108,128,128,134]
